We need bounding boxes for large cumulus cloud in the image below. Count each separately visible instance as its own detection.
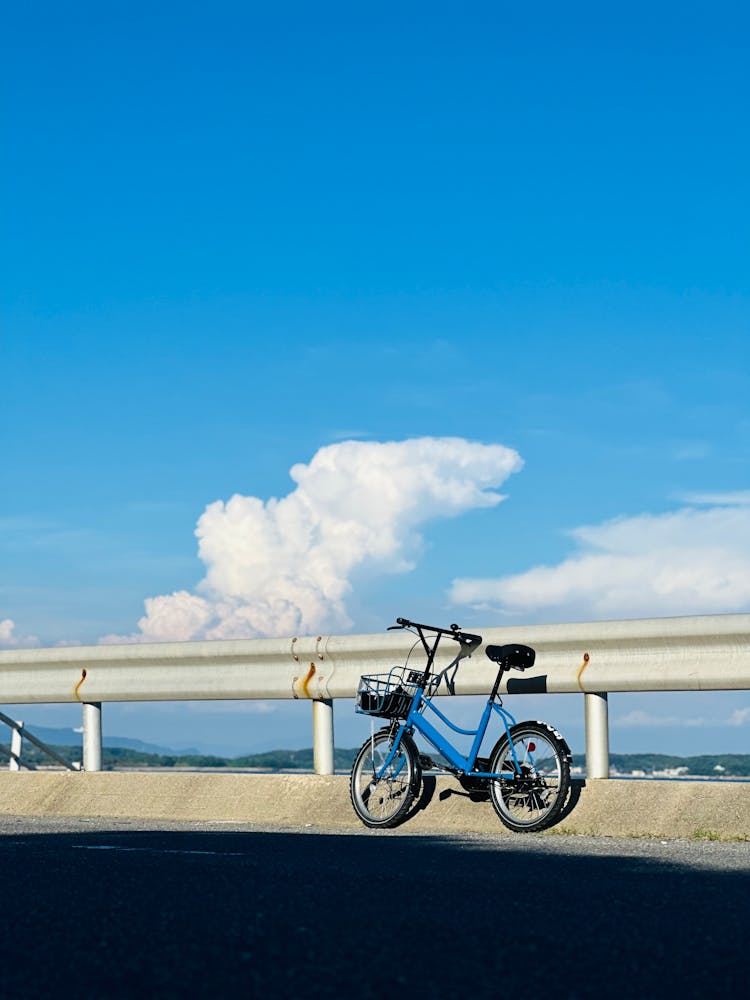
[106,437,522,642]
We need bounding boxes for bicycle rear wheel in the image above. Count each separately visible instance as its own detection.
[350,728,420,829]
[488,721,571,833]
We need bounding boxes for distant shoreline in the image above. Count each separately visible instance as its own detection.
[29,765,750,783]
[9,742,750,780]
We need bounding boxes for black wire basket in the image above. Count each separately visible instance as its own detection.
[356,666,438,720]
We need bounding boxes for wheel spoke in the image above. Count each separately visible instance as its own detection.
[350,730,420,828]
[488,722,570,833]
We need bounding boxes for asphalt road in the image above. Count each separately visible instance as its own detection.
[0,817,747,999]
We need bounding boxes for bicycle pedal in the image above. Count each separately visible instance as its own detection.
[418,754,436,770]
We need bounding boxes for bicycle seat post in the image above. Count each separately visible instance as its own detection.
[489,660,507,702]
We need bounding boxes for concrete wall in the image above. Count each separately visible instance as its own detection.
[0,772,747,841]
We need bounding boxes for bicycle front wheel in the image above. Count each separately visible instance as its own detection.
[488,721,571,833]
[350,728,420,829]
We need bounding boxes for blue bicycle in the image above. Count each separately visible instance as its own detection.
[350,617,571,832]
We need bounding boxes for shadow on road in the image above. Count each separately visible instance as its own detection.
[0,822,747,998]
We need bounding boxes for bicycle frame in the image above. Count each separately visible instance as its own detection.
[406,689,516,776]
[370,618,531,783]
[373,687,525,782]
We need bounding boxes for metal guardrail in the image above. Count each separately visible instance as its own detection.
[1,613,748,777]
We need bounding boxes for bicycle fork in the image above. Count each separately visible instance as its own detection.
[370,724,408,784]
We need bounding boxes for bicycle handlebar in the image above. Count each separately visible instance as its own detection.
[392,617,482,647]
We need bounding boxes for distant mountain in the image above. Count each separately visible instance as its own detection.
[8,725,188,756]
[5,726,749,778]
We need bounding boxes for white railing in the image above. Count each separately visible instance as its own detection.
[1,613,748,776]
[0,711,81,771]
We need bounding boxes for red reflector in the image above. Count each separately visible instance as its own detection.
[528,742,536,752]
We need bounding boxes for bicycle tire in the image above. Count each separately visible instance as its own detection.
[350,728,421,829]
[488,721,571,833]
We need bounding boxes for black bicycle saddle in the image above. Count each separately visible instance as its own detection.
[485,643,535,670]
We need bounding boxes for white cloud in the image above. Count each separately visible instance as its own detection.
[615,705,750,729]
[109,437,522,642]
[0,619,39,649]
[451,494,750,621]
[615,709,708,728]
[101,591,213,645]
[182,701,278,715]
[679,490,750,507]
[728,707,750,727]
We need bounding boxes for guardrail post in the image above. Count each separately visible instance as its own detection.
[584,692,610,778]
[9,721,23,771]
[312,699,335,775]
[83,702,102,772]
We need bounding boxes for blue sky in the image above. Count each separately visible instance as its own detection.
[2,2,749,756]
